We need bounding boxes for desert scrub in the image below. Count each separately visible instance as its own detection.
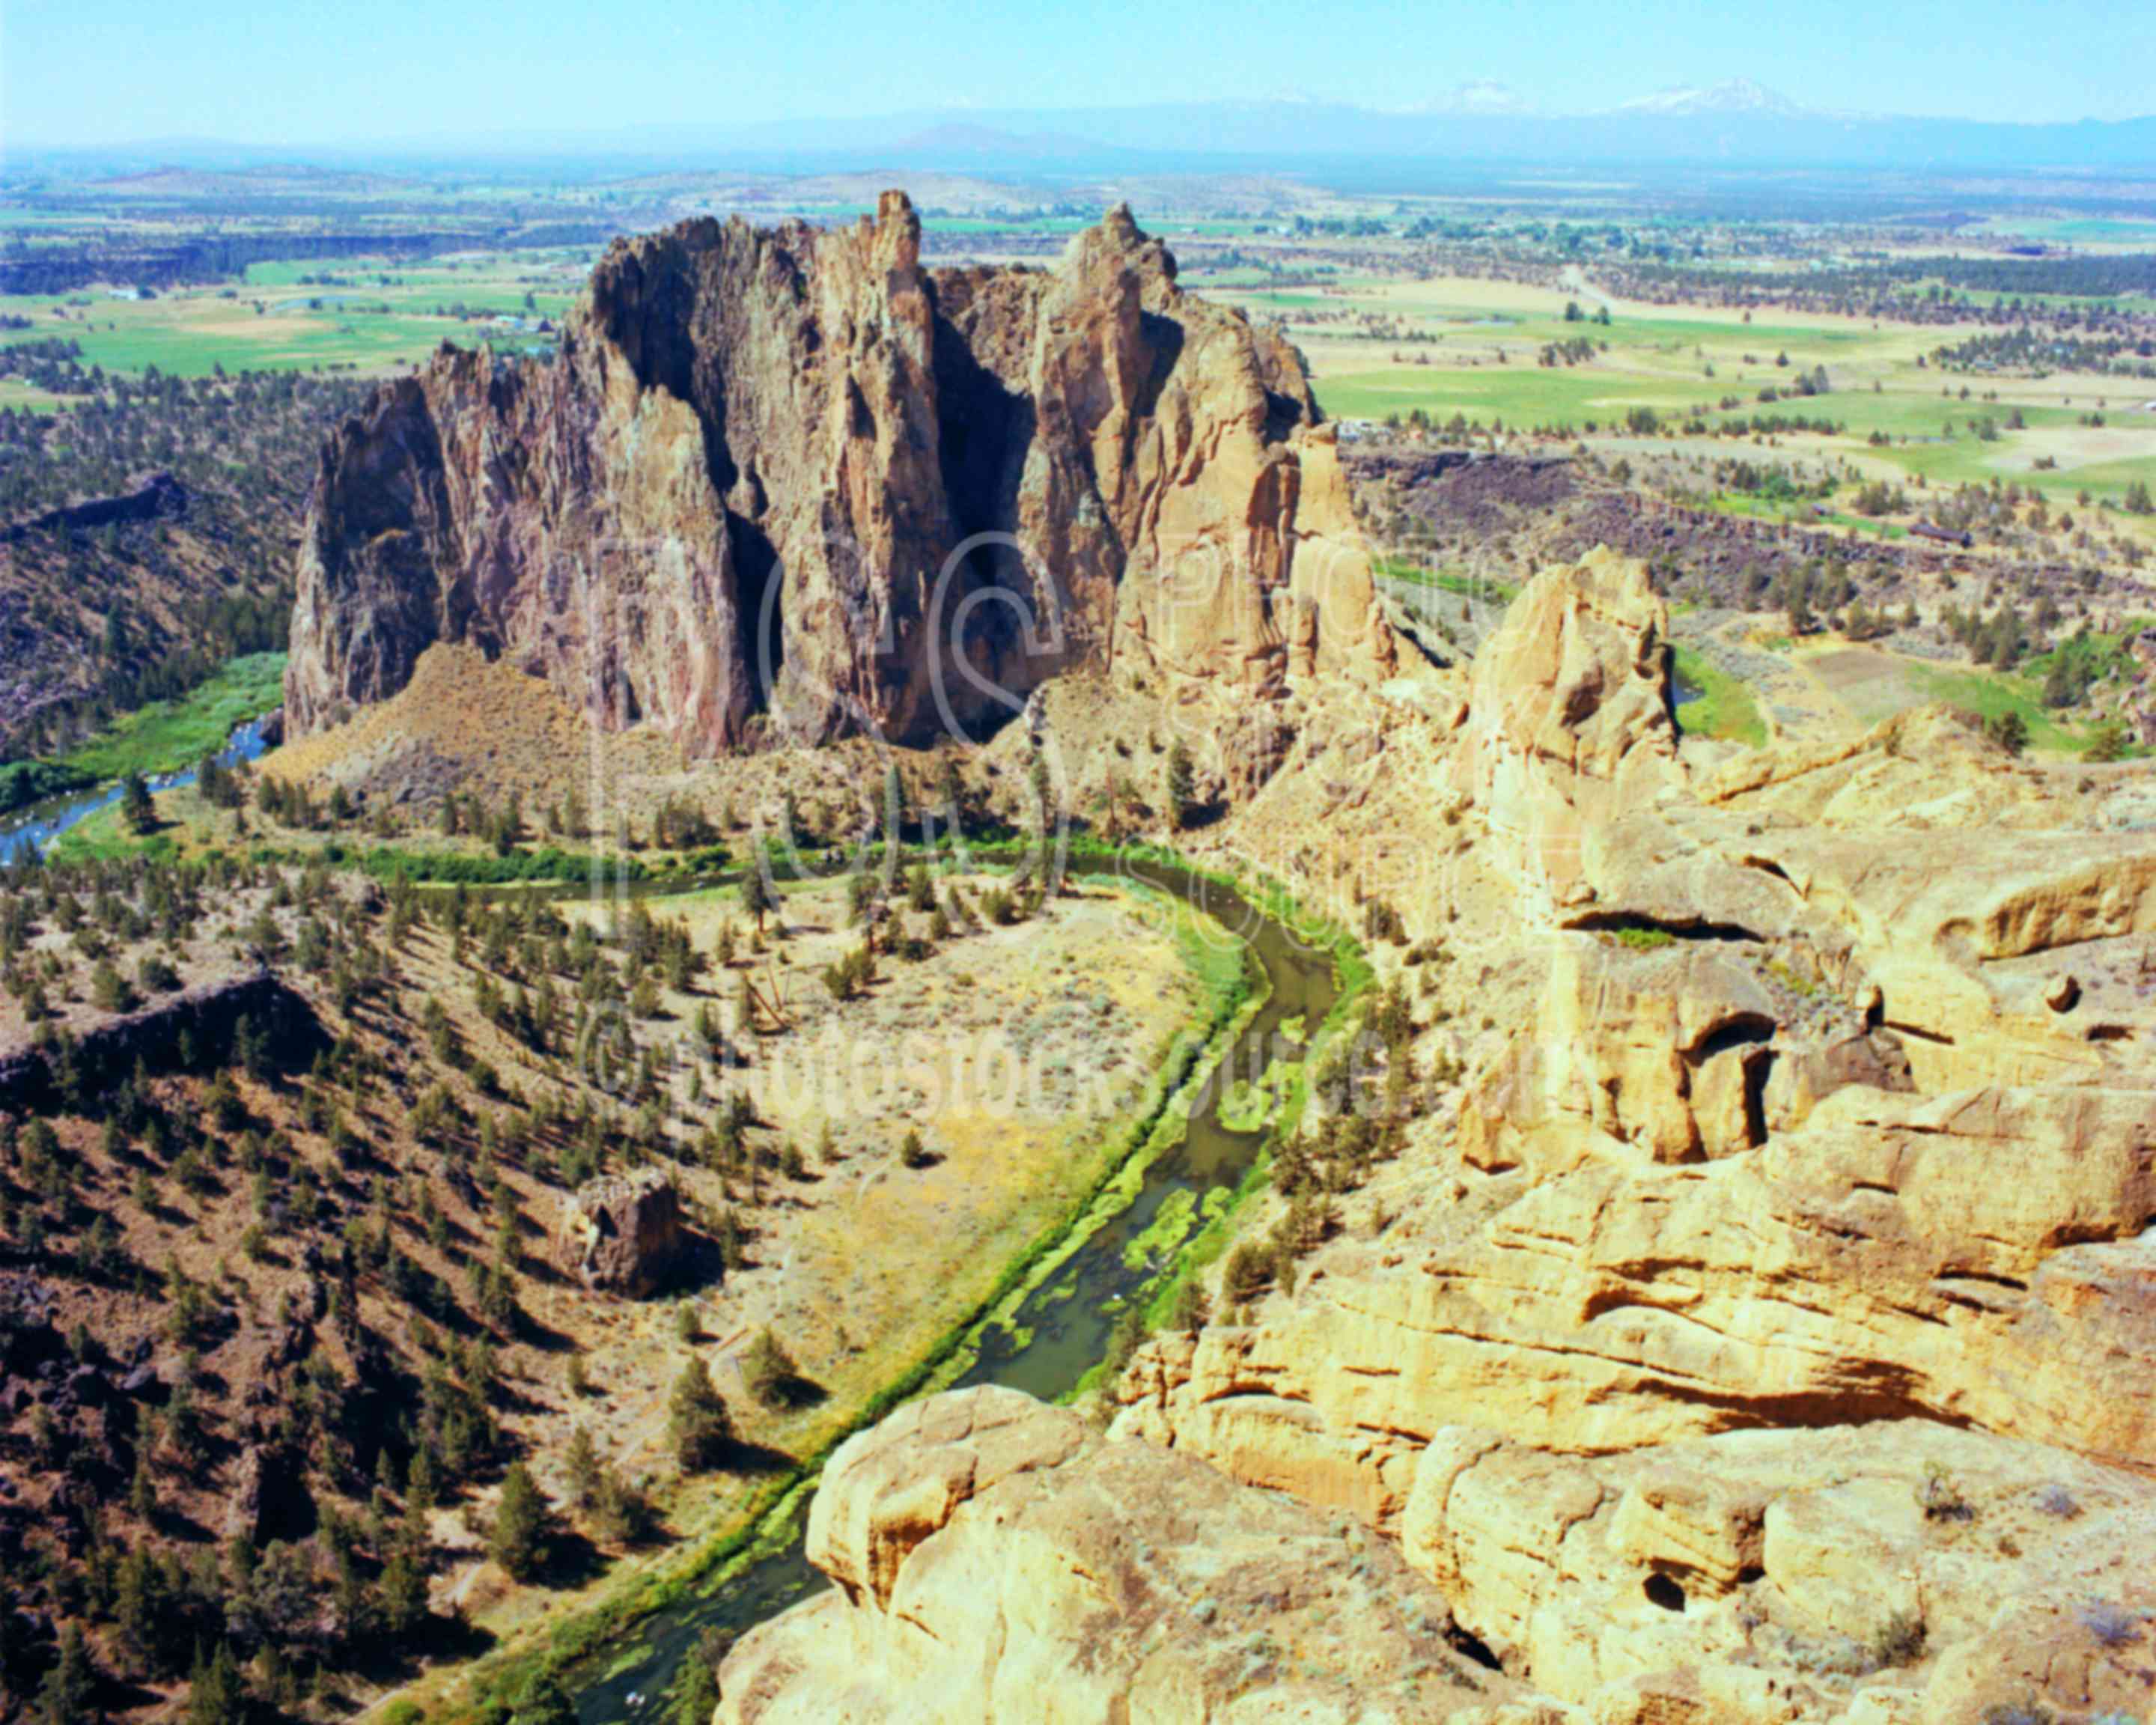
[1918,1461,1976,1521]
[1764,958,1822,1000]
[2076,1602,2143,1649]
[2034,1482,2081,1518]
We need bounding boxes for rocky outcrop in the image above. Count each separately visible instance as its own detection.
[555,1169,684,1297]
[222,1443,272,1544]
[286,193,1395,752]
[0,967,323,1112]
[1404,1420,2156,1725]
[1449,547,1683,906]
[716,1387,1524,1724]
[1113,550,2156,1665]
[4,471,186,542]
[1456,933,1912,1172]
[1121,1077,2156,1485]
[681,547,2156,1725]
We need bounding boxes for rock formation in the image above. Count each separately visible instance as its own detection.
[711,550,2156,1725]
[716,1387,1523,1724]
[285,193,1394,752]
[555,1168,684,1297]
[1403,1420,2156,1724]
[1447,546,1684,906]
[0,967,323,1112]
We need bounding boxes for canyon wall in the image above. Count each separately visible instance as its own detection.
[285,192,1395,753]
[710,553,2156,1725]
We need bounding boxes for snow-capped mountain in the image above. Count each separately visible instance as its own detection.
[1416,80,1533,116]
[1613,78,1807,117]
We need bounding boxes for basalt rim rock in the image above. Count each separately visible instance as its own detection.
[285,192,1395,755]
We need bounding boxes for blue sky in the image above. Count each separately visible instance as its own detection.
[3,0,2149,145]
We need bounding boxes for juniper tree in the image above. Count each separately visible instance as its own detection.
[667,1359,733,1471]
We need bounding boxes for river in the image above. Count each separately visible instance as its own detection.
[0,716,274,863]
[568,858,1342,1723]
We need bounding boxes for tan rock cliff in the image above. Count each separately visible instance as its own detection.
[716,1387,1524,1724]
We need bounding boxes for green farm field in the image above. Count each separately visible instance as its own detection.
[1193,267,2156,521]
[0,248,596,378]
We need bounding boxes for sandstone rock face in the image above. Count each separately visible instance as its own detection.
[1402,1422,2156,1725]
[285,194,1394,752]
[1449,547,1683,907]
[680,550,2156,1725]
[555,1168,683,1297]
[716,1387,1523,1724]
[1090,552,2156,1724]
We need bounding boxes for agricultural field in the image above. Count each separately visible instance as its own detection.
[0,247,595,382]
[1189,263,2156,532]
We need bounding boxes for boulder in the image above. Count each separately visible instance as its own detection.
[222,1443,271,1544]
[555,1169,684,1297]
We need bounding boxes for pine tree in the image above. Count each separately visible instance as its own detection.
[121,773,156,836]
[487,1462,553,1581]
[564,1426,600,1510]
[589,1467,654,1546]
[667,1359,733,1471]
[377,1547,428,1637]
[1165,742,1195,830]
[40,1622,96,1725]
[740,1327,799,1408]
[185,1642,243,1725]
[740,865,775,933]
[130,1446,158,1523]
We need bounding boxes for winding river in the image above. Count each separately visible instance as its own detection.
[0,716,274,863]
[570,859,1342,1722]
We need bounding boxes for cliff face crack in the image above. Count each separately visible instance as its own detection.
[1565,910,1766,943]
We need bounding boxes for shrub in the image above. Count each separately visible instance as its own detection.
[1866,1608,1927,1670]
[2077,1602,2143,1649]
[511,1673,578,1725]
[1917,1461,1975,1522]
[2085,721,2131,763]
[740,1327,800,1408]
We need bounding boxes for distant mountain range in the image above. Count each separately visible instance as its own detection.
[10,84,2155,178]
[1610,78,1811,118]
